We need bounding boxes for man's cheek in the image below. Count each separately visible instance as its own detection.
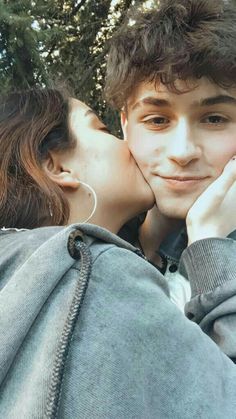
[128,137,153,168]
[133,153,149,171]
[138,160,152,181]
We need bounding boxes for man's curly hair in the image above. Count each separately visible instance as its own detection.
[105,0,236,110]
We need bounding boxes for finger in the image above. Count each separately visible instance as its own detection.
[216,156,236,194]
[194,156,236,207]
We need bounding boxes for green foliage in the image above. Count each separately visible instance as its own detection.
[0,0,145,134]
[0,0,46,90]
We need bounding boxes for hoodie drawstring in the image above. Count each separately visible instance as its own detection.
[45,231,92,418]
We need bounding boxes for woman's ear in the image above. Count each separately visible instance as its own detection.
[120,111,128,141]
[42,151,79,189]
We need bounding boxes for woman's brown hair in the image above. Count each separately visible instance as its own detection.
[0,88,76,229]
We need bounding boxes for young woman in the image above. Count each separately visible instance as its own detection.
[0,87,236,419]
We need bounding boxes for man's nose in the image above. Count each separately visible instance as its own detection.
[168,120,201,166]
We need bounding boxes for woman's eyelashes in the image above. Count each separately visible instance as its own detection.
[90,113,112,134]
[100,125,111,134]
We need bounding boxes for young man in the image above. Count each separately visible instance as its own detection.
[105,0,236,311]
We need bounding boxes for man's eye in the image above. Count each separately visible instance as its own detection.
[143,117,170,125]
[202,115,228,124]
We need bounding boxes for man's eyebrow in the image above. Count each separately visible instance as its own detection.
[199,95,236,107]
[130,94,236,111]
[131,97,171,110]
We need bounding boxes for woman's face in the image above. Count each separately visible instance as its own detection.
[68,99,154,220]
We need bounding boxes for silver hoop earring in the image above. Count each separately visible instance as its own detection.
[78,180,97,224]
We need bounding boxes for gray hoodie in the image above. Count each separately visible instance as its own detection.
[0,223,236,419]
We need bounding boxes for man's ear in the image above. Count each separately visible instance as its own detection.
[120,110,128,141]
[42,152,79,189]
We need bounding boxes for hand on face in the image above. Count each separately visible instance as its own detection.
[186,157,236,245]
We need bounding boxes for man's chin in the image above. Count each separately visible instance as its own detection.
[156,201,190,220]
[153,189,205,220]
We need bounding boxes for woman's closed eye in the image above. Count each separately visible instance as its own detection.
[99,125,111,134]
[88,112,111,134]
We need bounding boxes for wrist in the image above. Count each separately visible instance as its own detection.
[187,226,224,246]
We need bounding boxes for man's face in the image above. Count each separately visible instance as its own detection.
[122,78,236,219]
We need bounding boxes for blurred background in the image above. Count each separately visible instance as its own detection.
[0,0,157,135]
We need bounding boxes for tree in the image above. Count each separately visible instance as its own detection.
[0,0,155,133]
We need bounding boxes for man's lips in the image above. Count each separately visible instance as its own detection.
[159,175,209,181]
[156,175,210,190]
